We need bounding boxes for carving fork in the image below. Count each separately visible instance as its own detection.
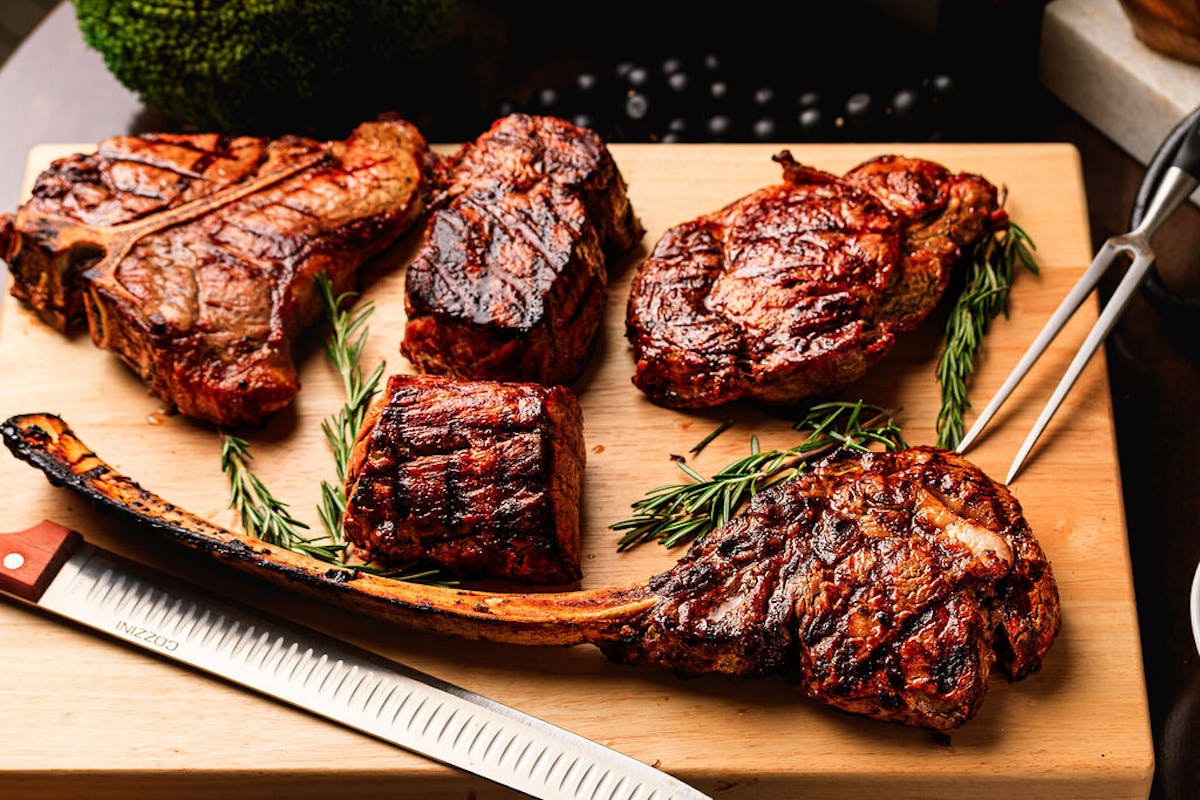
[956,109,1200,483]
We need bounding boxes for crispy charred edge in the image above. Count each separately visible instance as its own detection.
[0,413,655,645]
[342,376,586,583]
[0,213,13,262]
[908,446,1062,681]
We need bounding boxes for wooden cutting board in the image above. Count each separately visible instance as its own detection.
[0,142,1152,799]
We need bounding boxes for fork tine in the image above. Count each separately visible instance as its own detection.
[956,238,1125,454]
[1006,249,1156,483]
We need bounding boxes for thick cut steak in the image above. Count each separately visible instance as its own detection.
[0,120,432,426]
[5,412,1059,731]
[342,374,585,584]
[402,114,643,385]
[602,446,1059,730]
[625,153,1005,408]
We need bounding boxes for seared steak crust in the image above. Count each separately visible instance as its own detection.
[625,153,1004,408]
[0,120,432,426]
[402,114,643,385]
[602,446,1059,730]
[342,374,585,584]
[432,113,642,257]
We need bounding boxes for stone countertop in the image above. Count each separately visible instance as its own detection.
[1040,0,1200,206]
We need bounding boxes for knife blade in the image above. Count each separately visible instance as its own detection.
[0,520,711,800]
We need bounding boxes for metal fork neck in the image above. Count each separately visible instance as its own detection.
[1130,166,1199,240]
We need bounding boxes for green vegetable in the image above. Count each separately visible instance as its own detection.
[312,273,385,542]
[219,273,451,585]
[935,222,1039,449]
[611,401,907,551]
[72,0,460,133]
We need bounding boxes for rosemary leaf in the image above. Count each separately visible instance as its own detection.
[689,418,734,455]
[219,275,452,587]
[313,274,385,542]
[220,434,309,548]
[936,222,1039,449]
[317,479,344,544]
[612,400,905,551]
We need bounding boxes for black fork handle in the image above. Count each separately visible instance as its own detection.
[1133,104,1200,225]
[1133,105,1200,333]
[1169,106,1200,180]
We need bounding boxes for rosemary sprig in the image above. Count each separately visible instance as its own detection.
[688,418,734,456]
[219,275,452,585]
[221,434,339,557]
[310,274,452,584]
[936,221,1039,449]
[222,434,446,581]
[313,273,386,540]
[611,400,906,550]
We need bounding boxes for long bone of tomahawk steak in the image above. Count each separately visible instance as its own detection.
[1,412,1059,731]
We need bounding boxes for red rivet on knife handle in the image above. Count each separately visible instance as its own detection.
[0,520,82,602]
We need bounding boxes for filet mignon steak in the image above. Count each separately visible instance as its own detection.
[402,114,643,385]
[625,152,1005,408]
[342,373,586,584]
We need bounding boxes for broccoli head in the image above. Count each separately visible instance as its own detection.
[72,0,461,134]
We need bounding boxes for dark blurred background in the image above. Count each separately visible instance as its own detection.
[1,0,1055,146]
[427,0,1053,145]
[326,0,1056,146]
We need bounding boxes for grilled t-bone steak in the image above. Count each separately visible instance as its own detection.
[626,153,1007,408]
[4,413,1059,730]
[0,120,433,426]
[402,113,644,385]
[343,374,585,584]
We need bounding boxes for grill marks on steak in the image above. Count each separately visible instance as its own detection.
[402,181,607,384]
[342,374,585,584]
[0,120,433,426]
[402,114,643,385]
[432,114,642,256]
[602,446,1059,730]
[625,152,1004,408]
[841,155,1003,330]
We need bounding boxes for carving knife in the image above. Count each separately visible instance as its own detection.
[0,519,711,800]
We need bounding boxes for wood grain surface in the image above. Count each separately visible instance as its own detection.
[0,143,1153,799]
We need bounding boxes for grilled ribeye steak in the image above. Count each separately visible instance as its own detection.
[402,114,644,385]
[626,152,1005,408]
[5,412,1058,730]
[602,445,1059,729]
[343,374,585,584]
[0,120,432,426]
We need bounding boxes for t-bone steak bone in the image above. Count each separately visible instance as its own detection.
[625,152,1007,408]
[3,413,1059,731]
[0,120,433,426]
[402,114,644,385]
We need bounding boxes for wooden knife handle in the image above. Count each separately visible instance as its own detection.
[0,520,82,602]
